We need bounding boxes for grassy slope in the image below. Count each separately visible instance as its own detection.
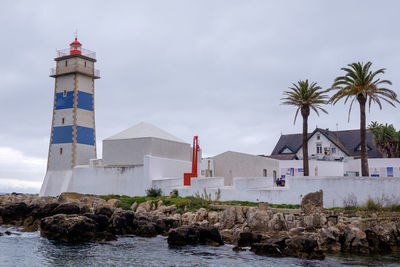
[96,195,300,213]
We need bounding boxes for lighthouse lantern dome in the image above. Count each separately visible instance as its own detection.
[70,37,82,55]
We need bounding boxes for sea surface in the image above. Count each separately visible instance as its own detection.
[0,226,400,267]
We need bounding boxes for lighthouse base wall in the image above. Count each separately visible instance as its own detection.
[39,155,192,197]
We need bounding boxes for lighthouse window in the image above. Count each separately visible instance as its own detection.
[61,117,65,125]
[63,90,67,97]
[59,147,63,155]
[84,61,87,67]
[263,169,267,177]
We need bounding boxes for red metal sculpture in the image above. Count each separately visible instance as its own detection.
[184,136,200,186]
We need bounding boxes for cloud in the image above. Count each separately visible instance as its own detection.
[0,178,42,194]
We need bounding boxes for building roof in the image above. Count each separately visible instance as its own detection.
[104,122,188,144]
[271,128,382,158]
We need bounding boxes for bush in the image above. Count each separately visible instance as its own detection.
[170,189,179,198]
[343,193,358,209]
[365,198,382,211]
[146,187,162,197]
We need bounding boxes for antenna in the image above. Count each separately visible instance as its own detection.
[74,29,78,39]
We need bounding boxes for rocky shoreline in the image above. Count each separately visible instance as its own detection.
[1,191,400,260]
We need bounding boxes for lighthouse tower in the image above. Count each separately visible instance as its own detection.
[46,37,100,171]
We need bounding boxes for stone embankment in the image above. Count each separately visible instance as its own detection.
[1,191,400,260]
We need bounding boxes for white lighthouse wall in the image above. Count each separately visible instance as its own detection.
[53,110,74,126]
[76,74,93,93]
[75,143,96,166]
[56,75,75,92]
[40,155,191,197]
[48,143,73,170]
[76,109,95,128]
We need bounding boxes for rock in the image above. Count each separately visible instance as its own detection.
[168,224,223,247]
[0,202,32,224]
[135,220,157,237]
[207,211,219,224]
[136,201,153,214]
[130,202,138,211]
[107,199,121,208]
[154,217,181,235]
[157,200,164,208]
[21,216,41,232]
[109,210,136,235]
[156,205,177,215]
[52,202,81,215]
[237,232,262,247]
[301,190,323,214]
[285,234,325,260]
[268,213,287,232]
[233,246,246,252]
[258,203,269,211]
[40,214,115,242]
[95,205,114,217]
[246,208,271,232]
[289,227,305,236]
[84,213,109,231]
[181,212,196,225]
[30,203,60,219]
[318,227,341,252]
[195,208,208,222]
[220,207,236,229]
[365,221,399,253]
[251,234,325,260]
[343,225,369,253]
[220,229,236,244]
[0,216,3,225]
[303,213,326,230]
[58,192,85,203]
[0,232,2,237]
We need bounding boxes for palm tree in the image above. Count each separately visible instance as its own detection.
[330,62,399,176]
[282,80,329,176]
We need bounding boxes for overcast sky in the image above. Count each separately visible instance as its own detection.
[1,1,399,193]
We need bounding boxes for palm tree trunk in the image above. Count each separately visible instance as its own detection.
[302,110,309,176]
[358,97,369,176]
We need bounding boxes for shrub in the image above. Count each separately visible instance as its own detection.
[170,189,179,198]
[365,198,382,211]
[343,193,358,209]
[146,187,162,197]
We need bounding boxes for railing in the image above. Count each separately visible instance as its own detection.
[56,47,97,60]
[50,64,100,78]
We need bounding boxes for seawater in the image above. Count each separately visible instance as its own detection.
[0,227,400,267]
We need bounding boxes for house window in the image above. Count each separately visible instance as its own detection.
[316,143,322,154]
[63,90,67,97]
[59,147,63,155]
[263,169,267,177]
[65,60,68,67]
[273,170,277,179]
[281,147,293,154]
[331,147,337,154]
[61,117,65,125]
[317,134,320,140]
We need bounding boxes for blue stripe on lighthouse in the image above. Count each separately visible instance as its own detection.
[55,91,74,109]
[76,126,95,145]
[77,91,93,111]
[51,126,73,144]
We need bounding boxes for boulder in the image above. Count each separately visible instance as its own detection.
[107,199,121,208]
[301,190,323,214]
[95,205,114,218]
[237,232,262,247]
[246,207,271,232]
[318,227,341,252]
[58,192,85,203]
[343,225,369,253]
[40,214,116,242]
[0,202,32,224]
[135,220,158,237]
[136,201,153,214]
[109,210,136,235]
[268,213,287,232]
[21,216,41,232]
[181,212,196,225]
[130,202,138,211]
[84,213,109,231]
[220,207,236,229]
[0,216,3,225]
[207,211,219,224]
[154,216,181,235]
[251,234,325,260]
[30,203,59,219]
[52,202,81,215]
[168,224,223,247]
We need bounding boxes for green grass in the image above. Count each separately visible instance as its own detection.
[95,194,300,213]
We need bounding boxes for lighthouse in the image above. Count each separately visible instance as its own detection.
[46,37,99,171]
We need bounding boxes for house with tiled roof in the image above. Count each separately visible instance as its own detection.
[269,128,382,161]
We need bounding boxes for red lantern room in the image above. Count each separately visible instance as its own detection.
[70,37,82,55]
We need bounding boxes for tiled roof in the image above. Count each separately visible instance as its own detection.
[271,128,382,158]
